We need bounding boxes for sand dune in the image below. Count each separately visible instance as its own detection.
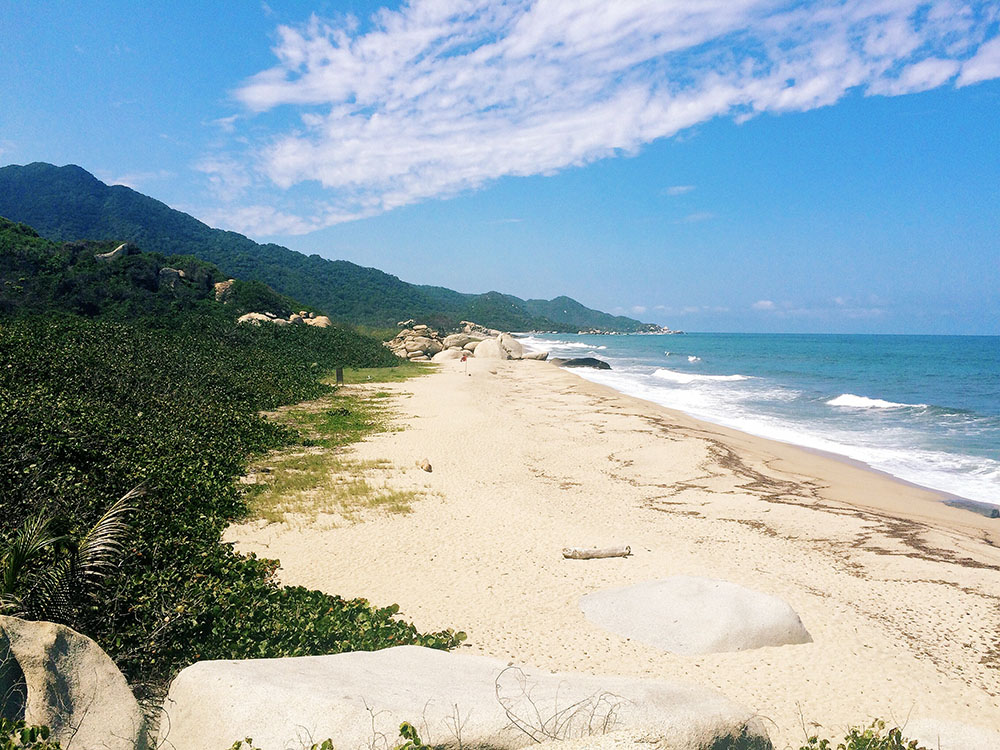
[227,358,1000,748]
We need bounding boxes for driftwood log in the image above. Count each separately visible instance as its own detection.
[562,545,631,560]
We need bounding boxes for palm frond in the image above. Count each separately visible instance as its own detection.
[0,512,66,602]
[0,486,142,620]
[73,486,143,588]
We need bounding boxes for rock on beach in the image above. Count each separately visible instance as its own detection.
[159,646,770,750]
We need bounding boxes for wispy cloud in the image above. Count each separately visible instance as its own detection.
[203,0,1000,234]
[665,185,695,196]
[109,169,174,190]
[752,295,886,318]
[678,211,715,224]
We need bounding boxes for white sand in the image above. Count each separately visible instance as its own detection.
[227,358,1000,748]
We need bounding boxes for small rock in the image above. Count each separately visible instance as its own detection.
[213,278,235,301]
[158,267,186,288]
[95,242,133,262]
[554,357,611,370]
[417,458,432,472]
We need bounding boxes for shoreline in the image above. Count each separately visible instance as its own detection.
[559,363,1000,549]
[521,333,999,513]
[227,357,1000,747]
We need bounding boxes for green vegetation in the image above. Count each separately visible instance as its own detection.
[0,216,301,322]
[0,219,463,704]
[1,490,136,621]
[0,720,62,750]
[0,162,656,332]
[341,362,433,384]
[246,386,423,525]
[799,721,928,750]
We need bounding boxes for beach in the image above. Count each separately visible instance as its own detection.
[226,358,1000,749]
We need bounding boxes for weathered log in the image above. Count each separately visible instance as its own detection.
[562,545,631,560]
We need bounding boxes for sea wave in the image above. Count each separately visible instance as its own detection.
[653,368,749,384]
[520,337,606,351]
[688,355,701,362]
[827,393,927,409]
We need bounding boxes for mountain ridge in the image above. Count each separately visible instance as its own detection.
[0,162,661,333]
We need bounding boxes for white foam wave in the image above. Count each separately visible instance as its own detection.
[688,355,701,362]
[653,368,749,384]
[827,393,927,409]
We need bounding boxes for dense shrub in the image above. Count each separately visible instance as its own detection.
[0,315,455,702]
[799,721,927,750]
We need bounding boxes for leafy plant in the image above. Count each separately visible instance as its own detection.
[394,722,431,750]
[800,720,928,750]
[227,738,333,750]
[0,489,138,621]
[0,719,62,749]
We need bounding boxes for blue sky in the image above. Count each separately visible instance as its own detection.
[1,1,998,334]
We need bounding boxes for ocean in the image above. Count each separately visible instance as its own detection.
[520,333,1000,510]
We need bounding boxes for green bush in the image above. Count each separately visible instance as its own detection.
[0,719,62,750]
[0,315,457,703]
[799,720,927,750]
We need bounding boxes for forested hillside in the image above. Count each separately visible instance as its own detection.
[0,216,462,704]
[0,162,656,332]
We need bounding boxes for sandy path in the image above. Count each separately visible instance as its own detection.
[227,359,1000,749]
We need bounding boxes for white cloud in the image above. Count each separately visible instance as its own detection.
[869,57,960,96]
[752,299,776,310]
[631,305,647,314]
[678,211,715,224]
[197,204,326,237]
[202,0,1000,233]
[195,157,254,202]
[958,36,1000,86]
[665,185,695,196]
[209,115,240,133]
[110,169,174,190]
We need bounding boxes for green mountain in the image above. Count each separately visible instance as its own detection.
[0,162,658,332]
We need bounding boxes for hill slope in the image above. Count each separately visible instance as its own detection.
[0,162,658,332]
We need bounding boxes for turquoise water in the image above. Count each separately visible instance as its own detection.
[521,333,1000,508]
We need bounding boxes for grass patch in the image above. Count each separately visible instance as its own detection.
[247,386,423,525]
[340,362,434,384]
[248,454,421,525]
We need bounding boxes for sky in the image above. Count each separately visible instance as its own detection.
[1,0,998,334]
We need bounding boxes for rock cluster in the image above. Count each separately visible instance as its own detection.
[387,322,548,363]
[237,310,332,328]
[385,323,451,361]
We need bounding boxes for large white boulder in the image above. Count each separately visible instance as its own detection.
[904,719,1000,750]
[474,338,508,360]
[580,577,811,655]
[443,333,473,349]
[432,349,464,362]
[0,615,149,750]
[159,646,768,750]
[498,333,524,360]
